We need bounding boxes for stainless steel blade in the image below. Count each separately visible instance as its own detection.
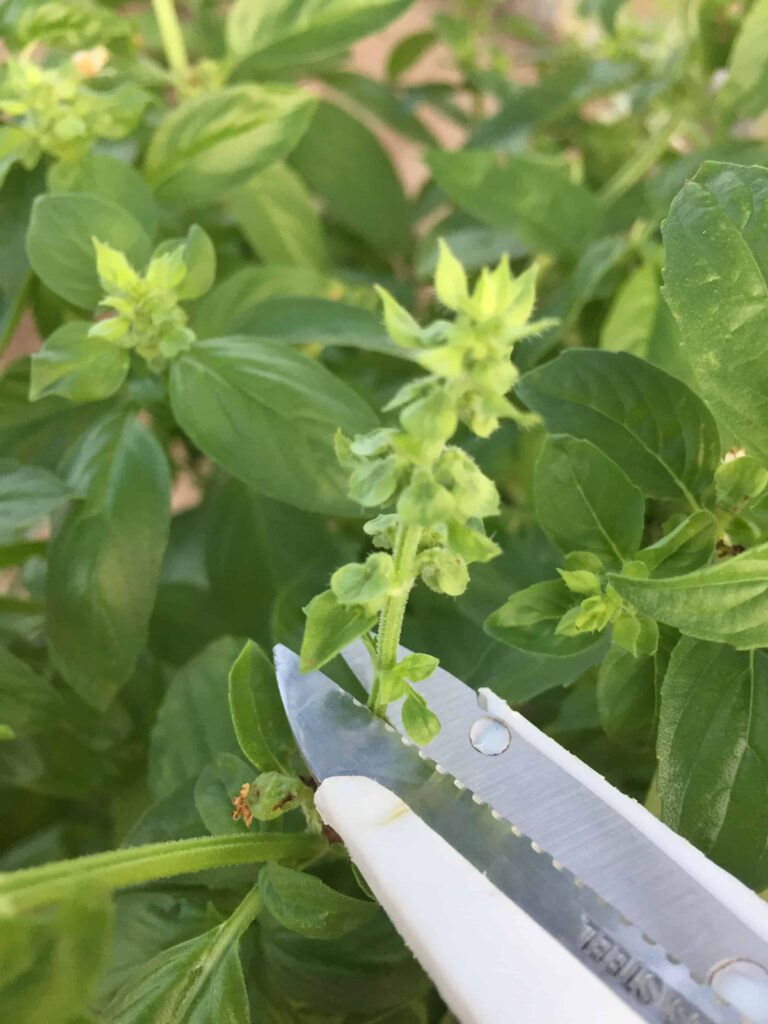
[275,644,742,1024]
[341,640,768,987]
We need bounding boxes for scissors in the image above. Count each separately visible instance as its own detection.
[274,641,768,1024]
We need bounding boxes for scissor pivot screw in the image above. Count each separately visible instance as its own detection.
[469,717,511,756]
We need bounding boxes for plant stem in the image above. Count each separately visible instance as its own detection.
[151,0,189,79]
[370,523,422,716]
[0,832,326,915]
[599,109,685,208]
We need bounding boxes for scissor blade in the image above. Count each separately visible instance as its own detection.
[274,644,740,1024]
[341,640,768,985]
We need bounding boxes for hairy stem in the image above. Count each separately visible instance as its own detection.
[0,833,325,915]
[151,0,189,79]
[370,523,422,715]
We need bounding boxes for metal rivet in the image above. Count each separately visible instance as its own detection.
[709,959,768,1023]
[469,716,511,756]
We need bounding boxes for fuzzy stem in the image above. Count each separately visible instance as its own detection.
[151,0,189,78]
[369,523,422,716]
[0,832,326,915]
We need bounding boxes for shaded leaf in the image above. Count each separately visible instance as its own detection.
[657,638,768,888]
[534,435,644,565]
[228,640,292,773]
[26,193,151,310]
[170,336,377,515]
[47,416,170,709]
[518,350,719,505]
[260,863,376,939]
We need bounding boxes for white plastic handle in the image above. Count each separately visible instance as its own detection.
[315,775,643,1024]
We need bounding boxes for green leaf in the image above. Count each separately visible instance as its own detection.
[636,510,717,577]
[0,166,43,355]
[144,85,316,207]
[232,297,405,358]
[260,863,376,939]
[401,691,441,744]
[226,0,410,69]
[518,350,720,506]
[534,435,644,565]
[291,101,412,256]
[484,579,602,657]
[719,0,768,119]
[597,642,667,749]
[194,753,255,836]
[578,0,629,30]
[192,266,334,339]
[387,30,437,78]
[149,637,244,799]
[177,225,216,302]
[0,885,113,1024]
[204,477,342,644]
[224,163,327,270]
[428,149,604,260]
[47,416,170,709]
[228,640,292,774]
[47,153,158,236]
[662,162,768,465]
[105,886,261,1024]
[30,321,129,403]
[0,644,61,740]
[331,553,395,606]
[612,543,768,649]
[300,590,377,672]
[26,193,152,310]
[169,336,377,515]
[0,458,70,539]
[657,638,768,888]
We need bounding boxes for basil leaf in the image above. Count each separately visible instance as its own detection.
[30,320,129,403]
[636,510,717,577]
[149,637,243,800]
[47,417,170,709]
[224,162,327,270]
[26,193,152,310]
[612,543,768,649]
[484,579,601,657]
[0,886,113,1024]
[227,0,411,69]
[719,0,768,119]
[662,161,768,464]
[105,888,260,1024]
[535,435,644,565]
[144,85,316,207]
[260,863,377,939]
[597,639,670,749]
[228,640,292,774]
[0,458,70,539]
[300,589,377,672]
[428,149,604,259]
[657,638,768,888]
[518,350,719,505]
[170,336,377,515]
[231,297,406,357]
[194,753,254,836]
[47,152,158,236]
[0,644,61,740]
[291,101,412,256]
